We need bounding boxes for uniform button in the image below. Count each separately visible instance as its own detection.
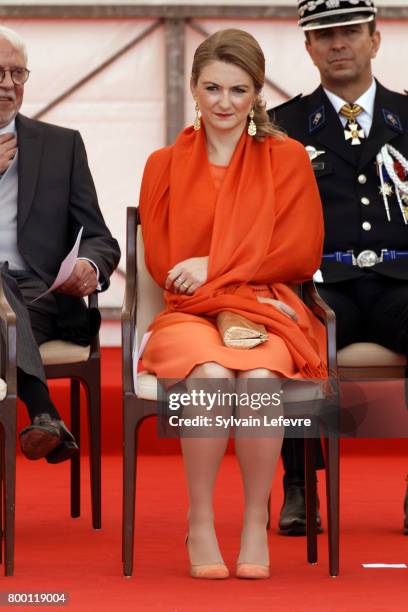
[358,174,367,184]
[361,197,370,205]
[362,221,371,231]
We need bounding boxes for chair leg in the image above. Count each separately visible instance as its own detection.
[3,419,16,576]
[70,379,81,519]
[305,437,318,565]
[123,400,137,577]
[87,370,101,530]
[324,433,340,577]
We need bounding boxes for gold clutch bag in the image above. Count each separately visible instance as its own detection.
[216,311,269,350]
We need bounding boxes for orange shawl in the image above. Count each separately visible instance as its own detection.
[139,125,326,378]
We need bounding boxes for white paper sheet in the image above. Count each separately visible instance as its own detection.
[31,227,83,303]
[362,563,407,568]
[132,331,152,394]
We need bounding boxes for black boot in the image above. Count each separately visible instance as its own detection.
[278,473,323,536]
[404,483,408,535]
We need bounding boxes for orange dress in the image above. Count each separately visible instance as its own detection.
[140,126,326,381]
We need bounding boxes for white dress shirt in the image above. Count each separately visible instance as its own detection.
[0,118,16,137]
[0,118,17,178]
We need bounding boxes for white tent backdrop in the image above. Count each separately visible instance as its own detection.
[1,7,407,310]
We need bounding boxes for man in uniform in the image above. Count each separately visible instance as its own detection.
[270,0,408,535]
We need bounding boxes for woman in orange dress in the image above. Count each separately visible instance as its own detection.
[139,29,326,579]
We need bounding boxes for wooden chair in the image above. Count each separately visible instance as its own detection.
[0,280,101,576]
[0,275,17,576]
[337,342,407,437]
[338,341,407,517]
[302,284,339,577]
[122,206,339,577]
[41,292,102,530]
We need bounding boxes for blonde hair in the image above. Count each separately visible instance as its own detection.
[191,28,283,141]
[0,26,27,64]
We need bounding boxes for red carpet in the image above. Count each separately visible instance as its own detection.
[8,454,408,611]
[8,348,408,609]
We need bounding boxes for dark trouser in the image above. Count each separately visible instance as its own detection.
[282,271,408,478]
[1,266,63,420]
[1,266,60,380]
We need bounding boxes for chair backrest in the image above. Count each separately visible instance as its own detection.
[136,225,164,340]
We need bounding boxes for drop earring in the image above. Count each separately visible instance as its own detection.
[194,100,201,131]
[248,109,256,137]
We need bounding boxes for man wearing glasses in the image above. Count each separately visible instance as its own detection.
[271,0,408,536]
[0,26,120,462]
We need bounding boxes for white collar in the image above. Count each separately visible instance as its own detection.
[323,80,377,119]
[0,118,16,136]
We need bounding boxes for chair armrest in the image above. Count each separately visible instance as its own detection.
[121,206,138,394]
[0,274,17,395]
[88,293,98,310]
[87,292,100,359]
[302,280,338,379]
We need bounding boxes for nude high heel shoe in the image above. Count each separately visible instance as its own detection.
[185,536,230,579]
[235,562,270,579]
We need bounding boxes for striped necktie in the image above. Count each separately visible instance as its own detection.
[339,103,365,145]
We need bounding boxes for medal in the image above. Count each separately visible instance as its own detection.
[344,122,364,145]
[340,104,365,145]
[378,183,393,198]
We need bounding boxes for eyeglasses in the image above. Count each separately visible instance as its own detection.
[0,67,30,85]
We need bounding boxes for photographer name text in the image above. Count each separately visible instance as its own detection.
[168,415,311,428]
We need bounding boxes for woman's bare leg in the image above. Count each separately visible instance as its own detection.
[181,362,234,565]
[235,369,284,567]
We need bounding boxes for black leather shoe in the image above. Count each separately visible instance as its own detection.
[20,414,61,460]
[19,414,78,462]
[278,475,323,536]
[404,484,408,535]
[46,421,79,464]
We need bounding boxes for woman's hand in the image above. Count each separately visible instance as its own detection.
[257,296,298,321]
[165,256,209,295]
